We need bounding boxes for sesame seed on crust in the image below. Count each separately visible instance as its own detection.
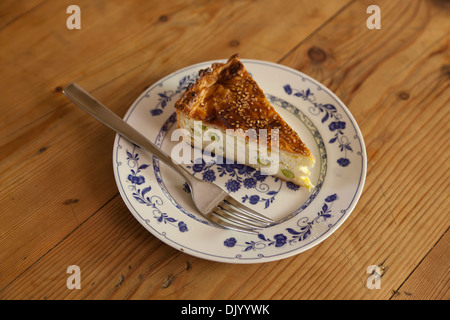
[174,54,311,156]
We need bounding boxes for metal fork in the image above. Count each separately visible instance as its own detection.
[63,83,275,234]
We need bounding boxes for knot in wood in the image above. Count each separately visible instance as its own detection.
[229,39,240,47]
[399,91,410,100]
[158,15,169,22]
[307,46,327,63]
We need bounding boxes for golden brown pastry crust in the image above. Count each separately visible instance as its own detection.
[174,54,312,156]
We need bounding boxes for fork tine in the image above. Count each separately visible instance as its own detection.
[218,202,272,227]
[209,211,260,235]
[214,206,267,229]
[223,196,275,224]
[214,209,260,229]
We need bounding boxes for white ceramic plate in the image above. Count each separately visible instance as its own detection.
[113,59,367,263]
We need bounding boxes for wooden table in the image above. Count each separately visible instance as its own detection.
[1,0,448,301]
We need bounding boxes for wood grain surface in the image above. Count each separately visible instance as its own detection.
[0,0,448,300]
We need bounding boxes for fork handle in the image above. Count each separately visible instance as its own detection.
[63,82,190,179]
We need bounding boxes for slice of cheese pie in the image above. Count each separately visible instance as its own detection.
[174,54,315,190]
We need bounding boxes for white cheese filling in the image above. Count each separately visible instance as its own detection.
[176,113,314,189]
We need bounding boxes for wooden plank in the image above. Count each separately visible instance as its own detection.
[0,0,350,141]
[0,0,44,30]
[1,0,448,300]
[2,0,449,300]
[280,0,450,299]
[0,102,420,299]
[0,194,374,300]
[0,0,350,292]
[391,229,449,300]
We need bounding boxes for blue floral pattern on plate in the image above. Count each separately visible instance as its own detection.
[186,158,285,209]
[124,145,189,233]
[283,84,353,167]
[224,194,337,251]
[149,72,197,116]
